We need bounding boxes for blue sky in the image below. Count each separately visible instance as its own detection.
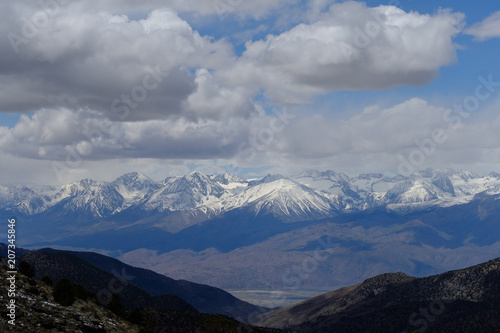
[0,0,500,184]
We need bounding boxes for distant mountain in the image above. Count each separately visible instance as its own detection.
[3,169,500,233]
[382,177,446,204]
[259,257,500,332]
[212,173,248,185]
[221,178,340,222]
[142,171,226,213]
[118,193,500,292]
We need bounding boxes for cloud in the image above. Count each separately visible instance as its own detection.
[0,2,466,119]
[219,2,464,103]
[465,11,500,41]
[0,106,259,163]
[273,97,500,174]
[0,1,487,184]
[4,97,500,177]
[0,4,240,120]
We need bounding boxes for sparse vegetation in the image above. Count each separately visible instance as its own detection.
[19,260,35,278]
[0,263,141,332]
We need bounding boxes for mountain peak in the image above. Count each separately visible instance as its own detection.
[114,171,150,182]
[248,174,288,187]
[383,177,444,204]
[212,173,247,185]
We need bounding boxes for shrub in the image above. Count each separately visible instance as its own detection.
[107,293,125,317]
[72,283,96,301]
[53,278,76,306]
[19,261,35,278]
[42,275,53,286]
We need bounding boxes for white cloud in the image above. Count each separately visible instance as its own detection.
[219,2,464,103]
[0,4,238,120]
[0,2,465,118]
[1,1,491,184]
[4,97,500,178]
[465,11,500,41]
[0,107,257,162]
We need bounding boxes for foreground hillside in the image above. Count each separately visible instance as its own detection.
[0,246,282,333]
[0,244,271,322]
[0,262,141,332]
[259,257,500,332]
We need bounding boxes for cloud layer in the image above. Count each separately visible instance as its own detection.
[1,0,496,184]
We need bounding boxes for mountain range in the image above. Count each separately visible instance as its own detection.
[3,168,500,229]
[2,168,500,296]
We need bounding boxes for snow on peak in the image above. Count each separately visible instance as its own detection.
[383,177,445,204]
[248,174,288,187]
[143,172,226,212]
[294,169,350,182]
[212,173,247,185]
[4,169,500,227]
[221,178,337,221]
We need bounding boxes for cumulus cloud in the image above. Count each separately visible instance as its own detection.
[219,2,464,103]
[3,97,500,179]
[272,97,500,174]
[0,1,487,184]
[0,106,259,163]
[465,11,500,41]
[0,3,241,120]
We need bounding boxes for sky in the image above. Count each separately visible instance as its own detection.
[0,0,500,185]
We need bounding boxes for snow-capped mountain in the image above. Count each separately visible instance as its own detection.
[111,172,161,208]
[220,178,340,221]
[2,169,500,231]
[382,177,447,204]
[141,171,226,213]
[44,179,125,218]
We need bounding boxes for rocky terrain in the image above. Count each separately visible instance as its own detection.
[0,244,270,322]
[0,261,141,332]
[258,257,500,332]
[0,253,282,333]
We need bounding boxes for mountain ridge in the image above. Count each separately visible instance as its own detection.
[3,168,500,231]
[258,257,500,332]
